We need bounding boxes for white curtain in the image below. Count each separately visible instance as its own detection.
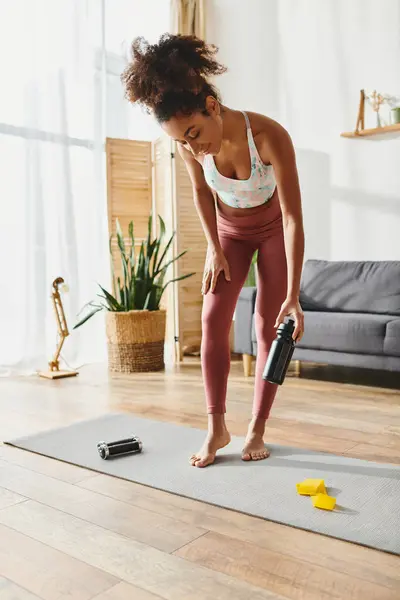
[0,0,170,375]
[170,0,205,37]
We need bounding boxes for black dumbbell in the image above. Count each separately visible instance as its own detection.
[97,436,142,459]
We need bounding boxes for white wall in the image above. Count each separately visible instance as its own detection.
[207,0,400,261]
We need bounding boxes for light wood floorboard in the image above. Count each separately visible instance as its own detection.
[0,360,399,600]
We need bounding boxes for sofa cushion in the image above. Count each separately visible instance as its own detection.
[384,319,400,357]
[251,313,400,357]
[300,260,400,315]
[295,312,392,355]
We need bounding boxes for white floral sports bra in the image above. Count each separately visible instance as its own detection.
[202,111,276,209]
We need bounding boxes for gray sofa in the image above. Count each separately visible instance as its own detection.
[234,259,400,376]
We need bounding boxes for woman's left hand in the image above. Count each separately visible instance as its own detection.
[274,296,304,343]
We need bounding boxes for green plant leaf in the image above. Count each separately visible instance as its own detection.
[155,272,195,307]
[129,271,136,309]
[109,235,117,298]
[134,277,148,309]
[143,290,152,310]
[145,269,165,309]
[97,285,123,310]
[73,306,103,329]
[75,217,195,318]
[154,285,164,309]
[115,218,130,308]
[143,233,158,283]
[156,249,188,276]
[117,284,129,310]
[120,286,130,309]
[154,231,175,274]
[147,239,158,264]
[128,221,134,245]
[152,216,166,276]
[76,300,100,318]
[97,295,117,311]
[120,252,130,309]
[137,241,146,280]
[116,218,126,254]
[128,221,135,273]
[154,268,166,288]
[117,276,122,304]
[158,214,166,239]
[161,272,195,292]
[151,240,161,277]
[146,215,153,252]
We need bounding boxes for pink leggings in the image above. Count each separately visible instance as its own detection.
[201,195,288,419]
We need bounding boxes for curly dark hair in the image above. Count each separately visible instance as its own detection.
[121,33,227,123]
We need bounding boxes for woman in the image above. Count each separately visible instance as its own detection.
[122,34,305,467]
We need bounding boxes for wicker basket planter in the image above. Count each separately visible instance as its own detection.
[73,217,194,369]
[106,309,166,373]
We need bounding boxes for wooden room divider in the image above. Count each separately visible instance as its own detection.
[106,136,207,363]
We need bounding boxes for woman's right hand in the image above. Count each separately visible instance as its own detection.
[202,247,231,294]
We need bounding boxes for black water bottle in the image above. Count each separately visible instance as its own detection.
[262,317,296,385]
[97,436,142,459]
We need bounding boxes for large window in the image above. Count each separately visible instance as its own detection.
[105,0,170,140]
[0,0,170,374]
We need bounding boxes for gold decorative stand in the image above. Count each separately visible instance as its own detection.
[38,277,78,380]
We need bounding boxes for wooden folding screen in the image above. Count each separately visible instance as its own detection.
[106,136,207,361]
[106,138,153,284]
[173,145,206,356]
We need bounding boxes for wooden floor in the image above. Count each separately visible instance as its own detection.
[0,359,399,600]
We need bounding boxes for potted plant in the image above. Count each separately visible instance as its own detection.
[74,215,194,373]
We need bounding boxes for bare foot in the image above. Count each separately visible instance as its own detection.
[242,433,270,461]
[242,417,269,461]
[190,429,231,468]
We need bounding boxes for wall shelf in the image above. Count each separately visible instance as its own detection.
[341,123,400,139]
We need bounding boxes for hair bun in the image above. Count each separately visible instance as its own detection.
[121,33,226,118]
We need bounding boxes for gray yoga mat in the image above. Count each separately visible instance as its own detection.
[5,413,400,555]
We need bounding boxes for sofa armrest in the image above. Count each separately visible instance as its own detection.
[234,287,257,355]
